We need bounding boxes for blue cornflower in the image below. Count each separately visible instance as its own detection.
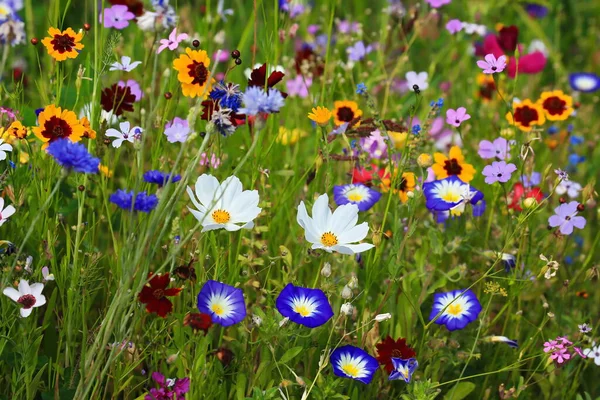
[567,124,574,132]
[437,98,444,108]
[210,108,236,136]
[8,160,15,168]
[356,82,367,95]
[411,124,421,135]
[238,87,285,116]
[46,139,100,174]
[110,190,158,213]
[209,81,242,112]
[570,135,584,146]
[568,153,585,166]
[143,170,181,187]
[547,125,559,135]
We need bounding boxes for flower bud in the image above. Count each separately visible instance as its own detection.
[340,303,354,315]
[321,262,332,277]
[417,153,433,168]
[523,197,537,209]
[251,315,263,327]
[347,275,359,289]
[279,317,289,327]
[341,285,352,299]
[374,313,392,322]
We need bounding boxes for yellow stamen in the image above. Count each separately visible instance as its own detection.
[347,193,363,201]
[320,232,338,247]
[341,363,360,377]
[212,209,231,224]
[211,304,224,316]
[447,303,463,316]
[295,305,311,317]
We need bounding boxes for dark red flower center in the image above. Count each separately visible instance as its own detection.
[51,34,76,54]
[444,158,462,175]
[337,107,355,122]
[397,178,407,192]
[542,96,567,116]
[17,294,36,309]
[152,289,165,299]
[43,116,73,140]
[480,82,496,100]
[514,106,539,127]
[497,25,519,53]
[188,61,208,86]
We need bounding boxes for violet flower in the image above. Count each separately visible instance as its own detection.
[548,201,586,235]
[482,161,517,184]
[426,0,451,7]
[102,5,135,30]
[347,41,373,62]
[360,129,387,159]
[478,137,511,160]
[286,75,312,98]
[446,107,471,127]
[477,54,507,74]
[446,19,463,34]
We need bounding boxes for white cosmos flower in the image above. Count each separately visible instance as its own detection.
[109,56,142,72]
[0,138,13,161]
[105,121,142,148]
[297,193,374,255]
[187,174,261,232]
[3,279,46,318]
[0,197,16,226]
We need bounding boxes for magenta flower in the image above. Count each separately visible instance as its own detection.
[157,27,189,54]
[482,161,517,184]
[478,137,511,160]
[445,107,471,127]
[426,0,451,8]
[477,54,507,74]
[102,5,135,30]
[550,348,571,364]
[548,201,586,235]
[573,347,587,358]
[446,19,463,34]
[543,340,559,353]
[145,372,190,400]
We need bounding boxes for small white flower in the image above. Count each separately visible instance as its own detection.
[578,323,592,334]
[3,279,46,318]
[320,262,332,277]
[0,138,13,161]
[137,11,159,31]
[187,174,261,232]
[374,313,392,322]
[583,342,600,366]
[341,285,352,299]
[555,180,582,199]
[340,303,353,316]
[0,197,16,226]
[109,55,142,72]
[251,314,263,326]
[105,121,142,148]
[405,71,429,91]
[540,254,559,279]
[279,317,289,328]
[296,193,375,255]
[42,266,55,282]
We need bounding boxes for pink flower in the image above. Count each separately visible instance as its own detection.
[478,137,511,160]
[543,340,559,353]
[101,5,135,30]
[446,19,462,34]
[157,27,189,54]
[426,0,451,8]
[446,107,471,127]
[118,80,142,102]
[550,348,571,364]
[477,54,507,74]
[557,336,573,346]
[482,161,517,184]
[286,75,312,98]
[573,347,587,358]
[483,27,547,78]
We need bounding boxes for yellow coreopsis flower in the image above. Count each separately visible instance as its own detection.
[308,106,332,126]
[41,27,84,61]
[537,90,573,121]
[432,146,476,183]
[173,48,213,98]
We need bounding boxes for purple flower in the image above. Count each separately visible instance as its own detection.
[520,172,541,187]
[554,168,569,181]
[164,117,190,143]
[157,27,189,54]
[548,201,586,235]
[478,137,511,160]
[360,129,387,159]
[238,87,285,116]
[286,75,312,98]
[347,41,373,62]
[337,20,360,34]
[101,5,135,30]
[446,19,463,34]
[482,161,517,184]
[145,372,190,400]
[118,80,142,101]
[477,54,507,74]
[426,0,451,8]
[445,107,471,127]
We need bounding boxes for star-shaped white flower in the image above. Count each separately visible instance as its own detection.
[109,56,142,72]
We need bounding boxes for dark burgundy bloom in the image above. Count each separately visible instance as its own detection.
[497,25,519,53]
[376,336,417,374]
[294,46,324,77]
[184,312,213,334]
[109,0,144,16]
[138,273,182,318]
[247,63,288,97]
[101,84,136,116]
[215,347,234,367]
[509,182,544,211]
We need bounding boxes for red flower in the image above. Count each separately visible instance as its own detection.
[184,312,213,334]
[351,164,387,186]
[375,336,417,374]
[138,273,182,318]
[483,25,546,78]
[508,182,544,211]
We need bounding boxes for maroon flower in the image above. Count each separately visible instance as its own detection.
[247,63,288,97]
[138,273,182,318]
[108,0,144,16]
[375,336,417,374]
[184,312,213,334]
[101,84,136,116]
[496,25,519,53]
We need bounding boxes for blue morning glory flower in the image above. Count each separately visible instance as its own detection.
[197,280,246,327]
[143,170,181,187]
[47,138,100,174]
[389,357,418,382]
[330,345,379,384]
[275,283,333,328]
[333,184,382,212]
[429,289,482,331]
[569,72,600,93]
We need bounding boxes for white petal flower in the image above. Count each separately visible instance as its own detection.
[0,197,16,226]
[109,55,142,72]
[296,193,375,255]
[187,174,261,232]
[105,121,142,148]
[405,71,429,91]
[3,279,46,318]
[0,139,13,161]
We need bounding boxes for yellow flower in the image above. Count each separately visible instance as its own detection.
[32,105,85,148]
[388,131,408,149]
[98,164,113,178]
[432,146,476,183]
[277,127,306,145]
[537,90,573,121]
[307,106,332,126]
[173,48,213,98]
[80,116,96,139]
[41,27,84,61]
[505,99,545,132]
[417,153,433,168]
[380,170,416,203]
[19,152,29,164]
[7,121,28,140]
[333,100,362,126]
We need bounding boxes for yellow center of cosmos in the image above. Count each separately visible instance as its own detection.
[212,209,231,224]
[320,232,338,247]
[341,363,360,377]
[211,304,224,316]
[447,303,463,316]
[347,192,363,201]
[294,305,311,317]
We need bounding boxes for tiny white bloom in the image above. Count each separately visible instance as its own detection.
[3,279,46,318]
[137,11,159,31]
[555,180,582,199]
[374,313,392,322]
[583,342,600,366]
[340,303,354,316]
[42,266,55,282]
[109,55,142,72]
[105,121,142,148]
[187,174,261,232]
[405,71,428,91]
[251,314,263,326]
[297,193,375,255]
[0,138,13,161]
[0,197,16,226]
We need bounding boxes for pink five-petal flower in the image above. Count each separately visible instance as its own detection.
[483,35,547,78]
[102,5,135,30]
[157,27,189,54]
[477,54,507,74]
[543,340,558,353]
[446,107,471,127]
[446,19,463,34]
[573,347,586,358]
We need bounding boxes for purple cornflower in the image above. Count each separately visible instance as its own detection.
[101,5,135,30]
[482,161,517,184]
[548,201,586,235]
[47,139,100,174]
[118,80,142,101]
[145,372,190,400]
[478,137,511,160]
[346,41,373,62]
[360,129,387,159]
[477,54,507,74]
[156,27,188,54]
[446,19,463,34]
[143,170,181,187]
[445,107,471,127]
[164,117,190,143]
[426,0,451,7]
[286,75,312,98]
[520,172,541,187]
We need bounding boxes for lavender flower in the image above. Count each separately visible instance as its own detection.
[446,107,471,127]
[164,117,190,143]
[548,201,586,235]
[478,137,511,160]
[482,161,517,184]
[286,75,312,98]
[446,19,463,34]
[346,41,373,62]
[238,87,285,116]
[101,5,135,30]
[360,129,387,159]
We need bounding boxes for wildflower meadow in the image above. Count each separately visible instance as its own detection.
[1,0,600,399]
